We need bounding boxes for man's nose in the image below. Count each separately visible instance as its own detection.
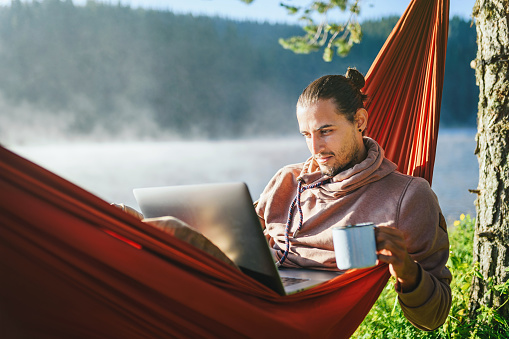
[310,135,324,155]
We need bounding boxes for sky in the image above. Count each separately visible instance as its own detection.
[0,0,476,23]
[121,0,477,23]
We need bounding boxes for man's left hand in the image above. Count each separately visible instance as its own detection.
[375,226,420,292]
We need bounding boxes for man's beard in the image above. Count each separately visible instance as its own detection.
[320,163,341,177]
[320,160,353,177]
[318,142,361,177]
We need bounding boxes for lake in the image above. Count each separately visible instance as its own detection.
[8,128,478,225]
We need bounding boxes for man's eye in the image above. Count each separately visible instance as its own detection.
[321,129,332,135]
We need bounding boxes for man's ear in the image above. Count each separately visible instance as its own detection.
[355,108,368,131]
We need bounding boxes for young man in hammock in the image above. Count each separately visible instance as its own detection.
[119,68,451,331]
[253,68,452,331]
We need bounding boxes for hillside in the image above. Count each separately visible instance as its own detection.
[0,0,477,144]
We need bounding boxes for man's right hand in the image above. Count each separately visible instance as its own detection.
[111,203,144,220]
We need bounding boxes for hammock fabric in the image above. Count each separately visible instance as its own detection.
[0,0,448,337]
[364,0,449,184]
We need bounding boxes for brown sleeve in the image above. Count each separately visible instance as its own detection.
[395,178,452,331]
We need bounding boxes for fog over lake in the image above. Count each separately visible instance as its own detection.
[9,128,478,225]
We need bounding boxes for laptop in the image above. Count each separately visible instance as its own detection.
[133,182,341,295]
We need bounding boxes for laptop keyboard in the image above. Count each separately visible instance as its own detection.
[281,276,310,287]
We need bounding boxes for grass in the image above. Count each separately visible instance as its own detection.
[352,214,509,338]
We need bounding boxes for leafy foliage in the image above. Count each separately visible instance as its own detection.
[352,214,509,338]
[278,0,362,61]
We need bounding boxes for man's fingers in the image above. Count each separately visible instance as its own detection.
[374,226,420,291]
[375,227,406,252]
[377,251,405,265]
[375,226,409,267]
[111,203,144,220]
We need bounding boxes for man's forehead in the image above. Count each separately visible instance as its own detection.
[297,104,347,131]
[299,123,335,132]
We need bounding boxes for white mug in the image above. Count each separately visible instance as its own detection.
[332,223,377,270]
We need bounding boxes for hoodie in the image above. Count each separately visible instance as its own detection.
[255,137,451,331]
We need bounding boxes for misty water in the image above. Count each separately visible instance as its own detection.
[9,128,478,225]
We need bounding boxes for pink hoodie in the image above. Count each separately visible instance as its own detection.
[256,137,451,330]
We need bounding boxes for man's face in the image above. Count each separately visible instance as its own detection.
[297,99,366,177]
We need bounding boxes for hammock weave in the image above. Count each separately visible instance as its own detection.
[0,0,448,337]
[365,0,448,183]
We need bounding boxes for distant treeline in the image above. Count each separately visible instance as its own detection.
[0,0,477,143]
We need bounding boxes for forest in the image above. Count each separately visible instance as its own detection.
[0,0,477,143]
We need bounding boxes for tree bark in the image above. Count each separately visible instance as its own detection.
[471,0,509,318]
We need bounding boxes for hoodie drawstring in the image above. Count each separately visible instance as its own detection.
[276,178,330,267]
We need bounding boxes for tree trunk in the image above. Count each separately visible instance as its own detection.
[470,0,509,318]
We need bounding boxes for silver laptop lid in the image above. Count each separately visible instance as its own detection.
[133,182,286,295]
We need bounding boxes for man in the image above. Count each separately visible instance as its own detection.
[120,69,451,331]
[254,69,451,331]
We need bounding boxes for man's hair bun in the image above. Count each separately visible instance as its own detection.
[345,67,365,90]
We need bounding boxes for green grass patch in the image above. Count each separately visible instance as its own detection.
[352,214,509,338]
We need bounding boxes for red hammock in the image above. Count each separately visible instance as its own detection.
[0,0,448,337]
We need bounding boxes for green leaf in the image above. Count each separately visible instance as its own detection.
[474,270,484,280]
[326,23,342,32]
[299,15,313,25]
[493,312,507,325]
[494,280,509,294]
[311,1,330,14]
[323,46,333,62]
[350,2,360,14]
[337,41,352,57]
[280,3,299,15]
[348,22,362,44]
[278,36,319,54]
[303,24,318,34]
[331,0,347,11]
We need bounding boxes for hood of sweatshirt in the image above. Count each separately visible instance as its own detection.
[297,137,398,198]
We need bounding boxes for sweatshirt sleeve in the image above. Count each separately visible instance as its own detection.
[395,177,452,331]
